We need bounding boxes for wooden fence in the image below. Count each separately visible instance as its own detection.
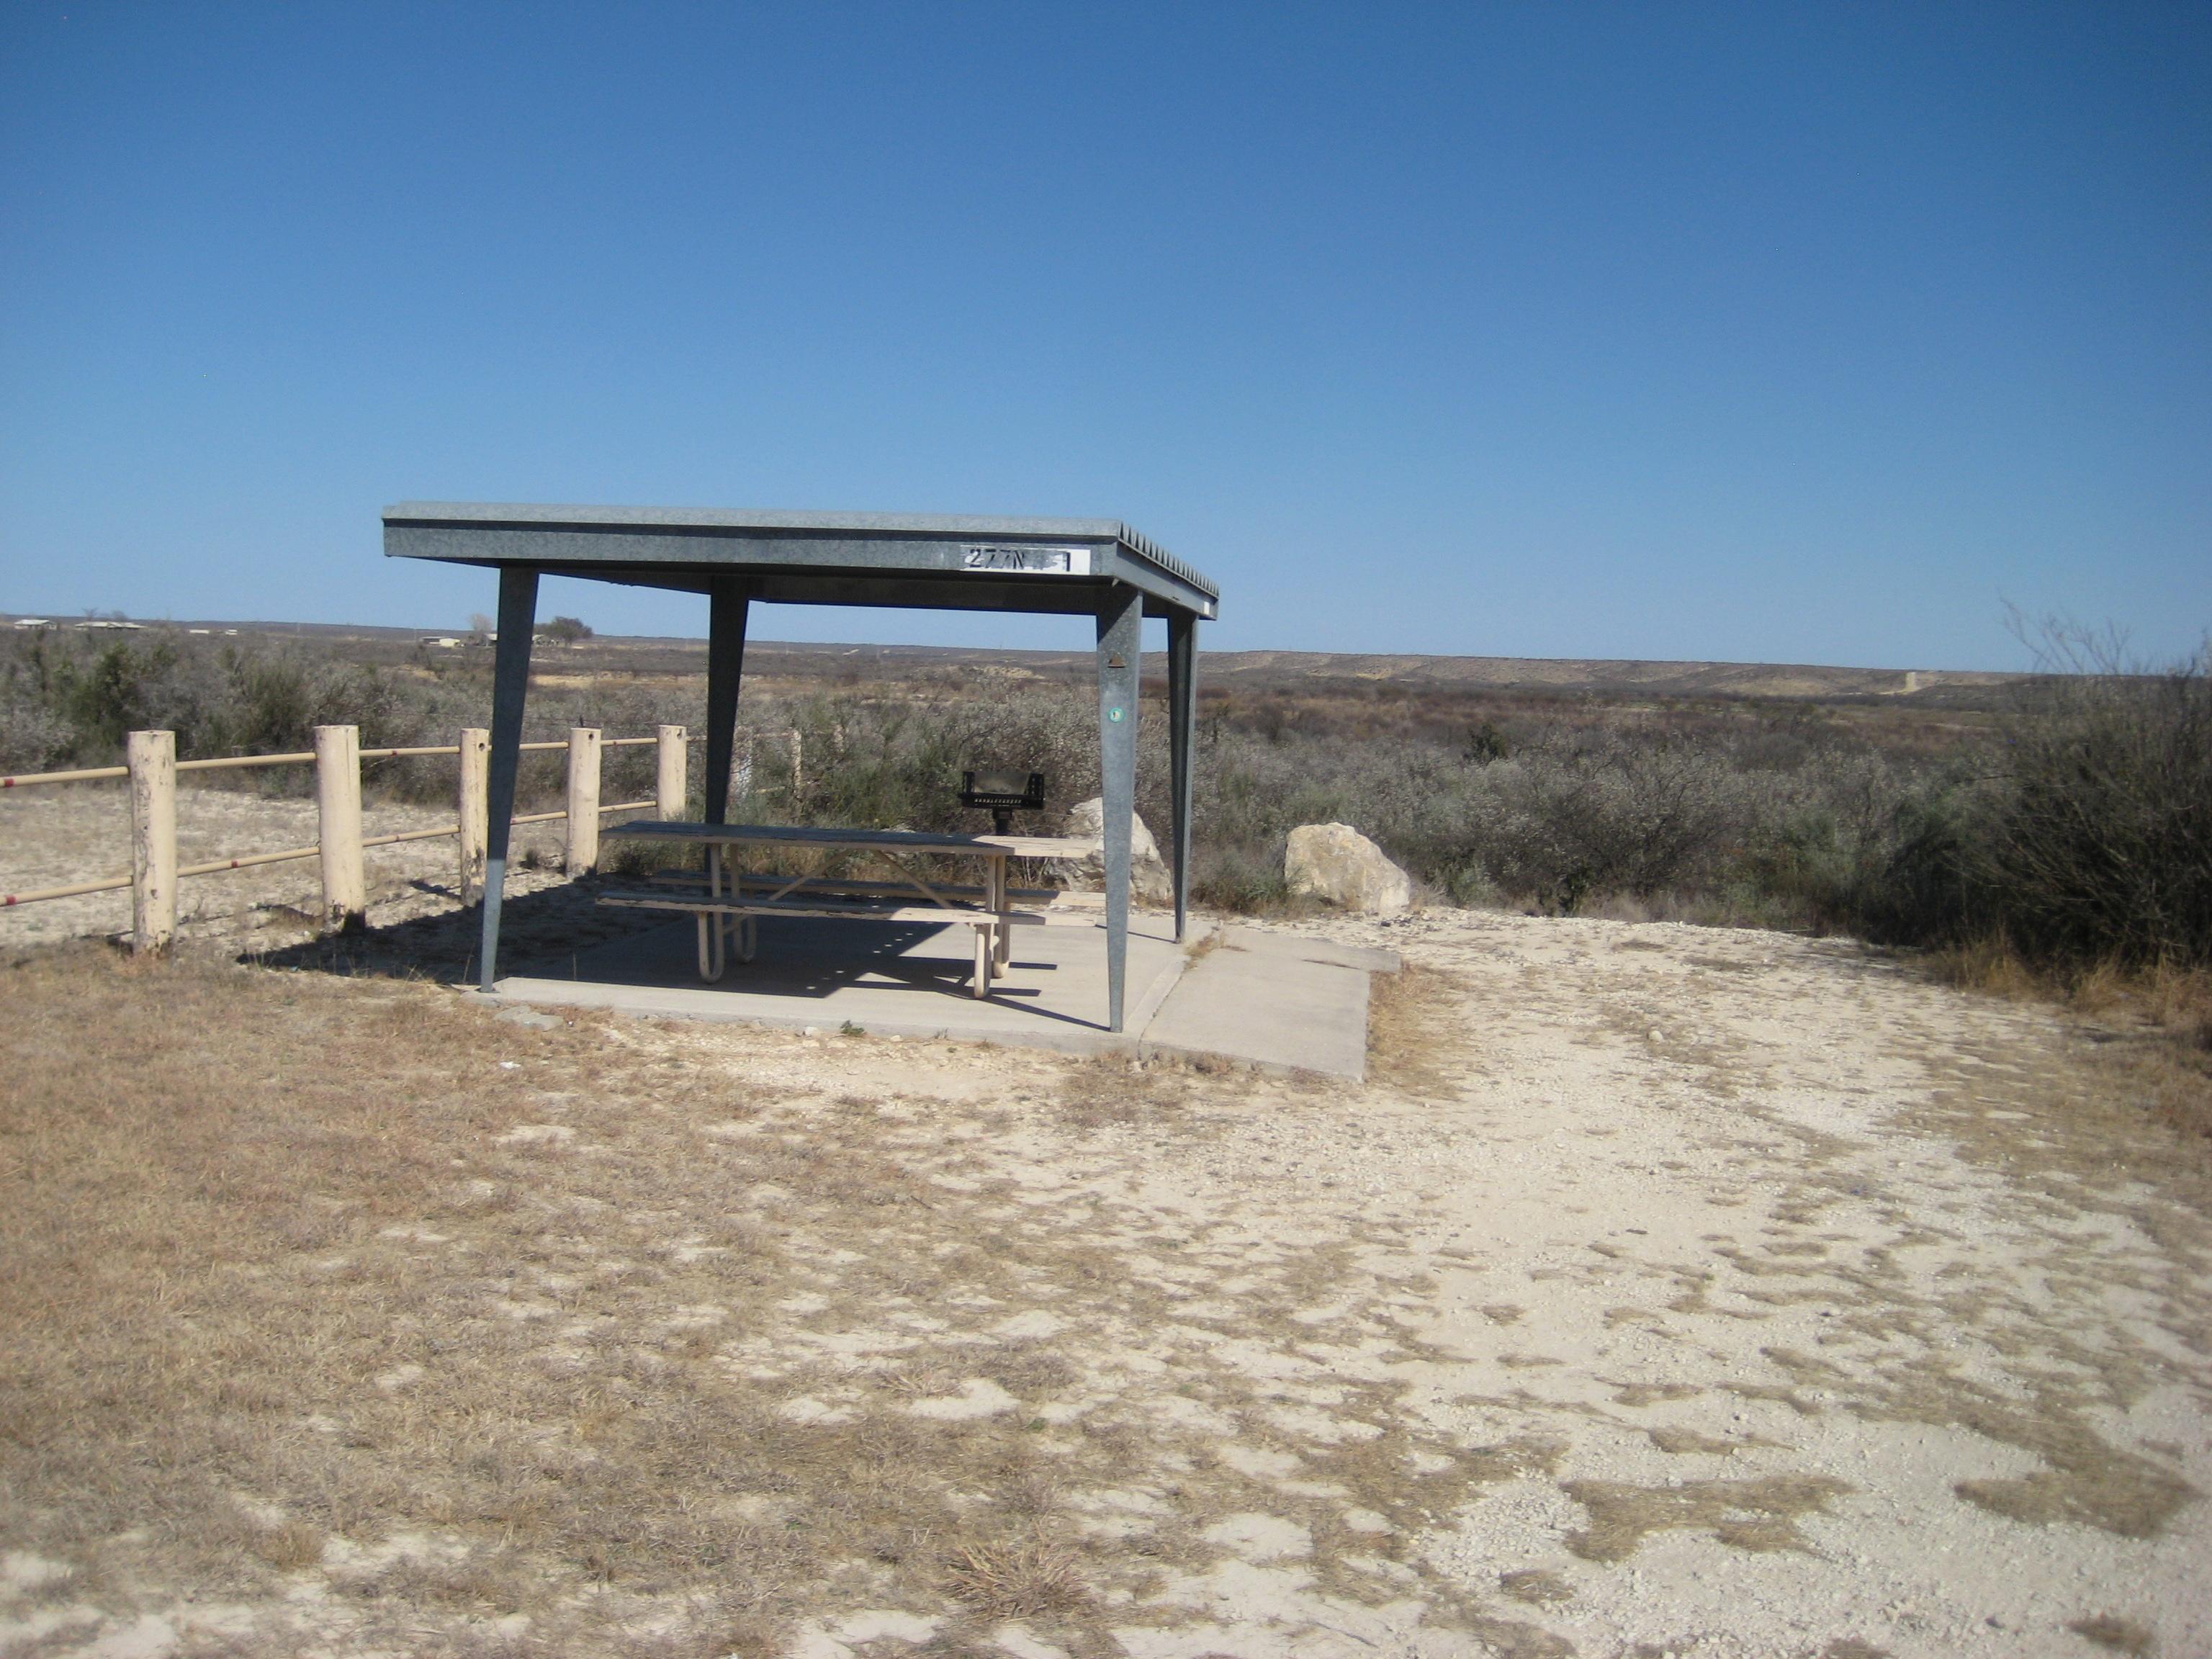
[1,724,691,953]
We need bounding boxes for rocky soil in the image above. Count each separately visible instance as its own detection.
[1,791,2206,1657]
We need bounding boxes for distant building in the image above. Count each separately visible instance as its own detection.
[12,617,52,629]
[418,635,464,649]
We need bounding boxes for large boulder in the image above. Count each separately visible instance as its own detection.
[1055,796,1174,907]
[1285,822,1412,914]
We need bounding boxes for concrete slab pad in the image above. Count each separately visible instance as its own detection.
[1138,925,1398,1081]
[492,910,1197,1055]
[485,912,1395,1080]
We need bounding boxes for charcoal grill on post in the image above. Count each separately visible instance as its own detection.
[384,504,1218,1033]
[961,769,1046,835]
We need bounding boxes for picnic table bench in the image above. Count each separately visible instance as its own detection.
[598,820,1100,994]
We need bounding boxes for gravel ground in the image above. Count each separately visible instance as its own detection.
[2,788,2206,1656]
[748,913,2208,1658]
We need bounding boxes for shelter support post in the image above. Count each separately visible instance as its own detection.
[1096,583,1142,1033]
[703,580,751,825]
[1166,610,1196,943]
[477,567,539,991]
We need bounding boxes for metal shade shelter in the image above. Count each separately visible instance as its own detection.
[384,503,1218,1032]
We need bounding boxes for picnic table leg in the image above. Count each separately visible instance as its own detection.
[972,922,991,997]
[992,855,1012,967]
[696,845,728,982]
[727,846,758,962]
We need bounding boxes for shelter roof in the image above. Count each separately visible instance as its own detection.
[384,502,1218,620]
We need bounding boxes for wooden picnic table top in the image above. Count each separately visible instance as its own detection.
[601,819,1094,860]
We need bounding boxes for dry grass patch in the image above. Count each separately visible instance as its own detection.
[1366,960,1477,1094]
[1,943,1554,1654]
[1930,945,2212,1148]
[942,1540,1089,1616]
[1560,1473,1855,1562]
[1050,1050,1207,1129]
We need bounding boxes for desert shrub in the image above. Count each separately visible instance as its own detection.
[0,680,73,773]
[1742,751,1970,941]
[1969,631,2212,966]
[1755,628,2212,967]
[1192,840,1290,911]
[1442,734,1753,912]
[210,649,418,757]
[724,683,1191,841]
[0,628,426,771]
[61,637,217,756]
[1,630,83,773]
[725,631,2208,958]
[16,615,2198,962]
[1179,719,1780,916]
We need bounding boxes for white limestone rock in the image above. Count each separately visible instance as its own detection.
[1054,796,1174,906]
[1284,822,1412,914]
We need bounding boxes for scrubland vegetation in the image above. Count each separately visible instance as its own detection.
[4,619,2206,994]
[4,624,2206,1645]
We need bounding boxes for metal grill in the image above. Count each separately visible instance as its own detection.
[960,768,1046,835]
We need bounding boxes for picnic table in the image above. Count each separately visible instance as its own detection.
[598,820,1101,994]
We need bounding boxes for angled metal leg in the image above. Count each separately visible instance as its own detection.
[1167,611,1197,943]
[477,567,538,992]
[703,580,751,826]
[1096,584,1142,1033]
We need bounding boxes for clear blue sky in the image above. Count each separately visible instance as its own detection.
[3,3,2206,669]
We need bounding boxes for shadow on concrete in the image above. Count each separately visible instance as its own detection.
[245,879,1395,1079]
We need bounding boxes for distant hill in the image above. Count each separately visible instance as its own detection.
[3,613,2020,706]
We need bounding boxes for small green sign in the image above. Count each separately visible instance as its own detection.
[1107,706,1125,723]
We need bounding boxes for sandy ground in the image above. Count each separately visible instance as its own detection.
[2,794,2207,1656]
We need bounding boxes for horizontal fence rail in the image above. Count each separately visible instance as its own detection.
[3,872,137,907]
[2,734,682,789]
[1,764,131,788]
[176,751,317,773]
[179,845,323,877]
[0,723,693,950]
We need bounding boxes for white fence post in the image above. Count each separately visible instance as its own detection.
[127,729,176,955]
[458,727,490,902]
[314,724,366,932]
[789,727,803,804]
[656,724,687,819]
[565,727,602,873]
